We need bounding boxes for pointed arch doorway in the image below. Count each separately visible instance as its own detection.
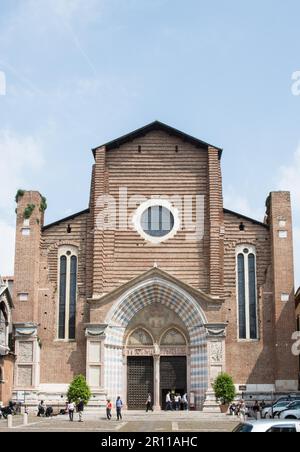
[125,310,189,410]
[103,271,211,410]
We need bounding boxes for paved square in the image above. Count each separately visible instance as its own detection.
[0,411,240,432]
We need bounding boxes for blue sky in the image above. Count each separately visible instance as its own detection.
[0,0,300,284]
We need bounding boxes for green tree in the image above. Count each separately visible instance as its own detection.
[213,373,236,405]
[67,375,91,405]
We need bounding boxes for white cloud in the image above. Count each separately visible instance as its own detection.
[0,129,45,277]
[0,129,44,209]
[0,221,15,276]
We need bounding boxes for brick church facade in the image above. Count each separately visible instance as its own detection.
[12,122,298,409]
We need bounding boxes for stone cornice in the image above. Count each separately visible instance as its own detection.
[204,323,228,338]
[84,323,108,338]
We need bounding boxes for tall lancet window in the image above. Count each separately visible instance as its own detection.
[236,245,258,340]
[58,246,78,340]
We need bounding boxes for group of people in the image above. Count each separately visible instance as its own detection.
[37,401,54,418]
[67,400,85,422]
[105,392,189,419]
[37,400,84,422]
[35,392,189,422]
[165,392,188,411]
[106,397,123,420]
[229,400,266,420]
[0,401,19,419]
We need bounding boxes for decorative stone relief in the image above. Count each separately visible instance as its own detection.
[210,341,223,364]
[85,324,107,338]
[128,329,153,346]
[18,342,33,363]
[205,323,227,338]
[161,329,186,346]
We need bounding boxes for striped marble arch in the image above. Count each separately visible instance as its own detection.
[104,277,209,409]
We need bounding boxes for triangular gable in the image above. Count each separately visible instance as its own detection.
[92,120,223,158]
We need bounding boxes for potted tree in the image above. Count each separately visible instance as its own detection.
[213,373,236,414]
[67,375,91,406]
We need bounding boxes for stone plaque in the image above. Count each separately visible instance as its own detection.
[18,342,33,363]
[89,342,101,363]
[17,365,33,387]
[89,366,101,387]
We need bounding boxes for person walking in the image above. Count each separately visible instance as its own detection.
[239,400,247,422]
[182,393,188,411]
[106,400,112,420]
[146,394,153,412]
[77,399,84,422]
[253,400,260,420]
[116,396,123,421]
[175,394,181,411]
[68,401,75,422]
[166,392,172,411]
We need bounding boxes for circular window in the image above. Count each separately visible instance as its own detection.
[133,200,180,244]
[141,206,174,238]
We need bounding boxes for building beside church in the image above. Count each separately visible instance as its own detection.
[0,276,14,405]
[11,121,298,410]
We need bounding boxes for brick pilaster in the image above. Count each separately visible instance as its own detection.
[207,147,224,298]
[13,191,43,324]
[267,191,298,388]
[92,147,107,297]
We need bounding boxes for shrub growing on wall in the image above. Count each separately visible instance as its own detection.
[23,204,36,219]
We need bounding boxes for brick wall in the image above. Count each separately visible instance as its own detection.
[0,354,15,405]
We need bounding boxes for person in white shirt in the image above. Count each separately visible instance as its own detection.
[175,394,181,411]
[166,392,172,411]
[67,401,75,422]
[182,393,188,411]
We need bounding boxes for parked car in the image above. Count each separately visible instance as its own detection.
[275,395,300,404]
[279,402,300,420]
[233,420,300,432]
[262,401,293,419]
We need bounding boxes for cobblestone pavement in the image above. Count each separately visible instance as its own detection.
[0,411,240,432]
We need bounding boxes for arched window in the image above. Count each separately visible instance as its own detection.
[0,365,4,383]
[236,245,258,340]
[58,247,78,340]
[0,302,8,349]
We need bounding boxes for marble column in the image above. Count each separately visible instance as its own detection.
[153,355,161,411]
